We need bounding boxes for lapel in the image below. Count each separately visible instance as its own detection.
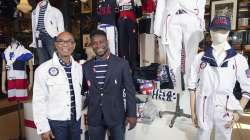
[88,59,98,89]
[103,54,116,89]
[201,45,237,67]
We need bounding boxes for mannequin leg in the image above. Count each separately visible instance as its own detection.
[214,107,233,140]
[165,14,183,93]
[127,20,138,69]
[98,25,118,55]
[36,33,55,65]
[118,18,129,60]
[181,13,204,85]
[106,26,117,55]
[118,18,138,69]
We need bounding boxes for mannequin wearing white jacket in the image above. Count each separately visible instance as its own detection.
[154,0,205,93]
[188,16,250,140]
[30,0,64,65]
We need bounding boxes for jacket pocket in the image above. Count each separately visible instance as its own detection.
[46,79,66,94]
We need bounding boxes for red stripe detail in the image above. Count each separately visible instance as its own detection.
[24,119,37,129]
[119,10,136,22]
[8,96,28,102]
[7,79,28,90]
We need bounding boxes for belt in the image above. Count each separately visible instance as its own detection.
[98,24,113,28]
[175,9,187,15]
[119,5,133,11]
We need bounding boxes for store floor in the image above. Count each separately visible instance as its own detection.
[0,98,250,140]
[0,99,25,140]
[232,110,250,140]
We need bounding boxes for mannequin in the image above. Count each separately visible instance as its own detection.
[1,38,33,101]
[95,0,118,55]
[117,0,141,70]
[188,16,250,140]
[154,0,206,93]
[30,0,64,65]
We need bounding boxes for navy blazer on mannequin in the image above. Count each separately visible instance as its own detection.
[82,54,136,127]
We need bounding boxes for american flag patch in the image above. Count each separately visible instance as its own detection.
[245,69,250,78]
[87,80,91,87]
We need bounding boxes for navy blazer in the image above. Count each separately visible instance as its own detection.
[82,54,136,127]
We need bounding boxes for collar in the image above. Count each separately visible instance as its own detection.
[59,58,72,67]
[201,42,236,67]
[95,53,111,61]
[211,42,231,51]
[52,52,75,67]
[35,1,51,12]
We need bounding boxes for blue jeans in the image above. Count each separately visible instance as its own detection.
[49,119,81,140]
[36,33,54,65]
[88,124,125,140]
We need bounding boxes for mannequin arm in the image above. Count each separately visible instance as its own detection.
[1,60,7,94]
[240,97,249,110]
[28,59,34,91]
[189,90,199,128]
[190,90,196,115]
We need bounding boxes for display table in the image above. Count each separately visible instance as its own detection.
[24,93,197,140]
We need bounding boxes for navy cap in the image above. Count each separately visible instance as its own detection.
[210,16,231,31]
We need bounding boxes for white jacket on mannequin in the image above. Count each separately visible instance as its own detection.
[30,1,64,48]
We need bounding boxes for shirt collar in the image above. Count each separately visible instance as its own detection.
[202,42,236,67]
[211,42,231,51]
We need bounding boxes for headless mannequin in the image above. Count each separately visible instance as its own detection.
[190,29,250,140]
[1,39,33,101]
[31,0,64,64]
[2,61,33,93]
[210,30,230,65]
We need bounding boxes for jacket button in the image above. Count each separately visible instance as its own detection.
[101,93,103,96]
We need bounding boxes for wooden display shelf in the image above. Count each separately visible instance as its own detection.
[238,26,250,30]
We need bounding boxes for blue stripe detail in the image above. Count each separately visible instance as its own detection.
[201,46,237,67]
[201,46,217,67]
[13,61,26,70]
[16,53,33,61]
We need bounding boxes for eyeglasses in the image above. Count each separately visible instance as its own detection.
[55,40,75,45]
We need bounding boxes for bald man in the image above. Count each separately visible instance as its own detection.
[32,32,83,140]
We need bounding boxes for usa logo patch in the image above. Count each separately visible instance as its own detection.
[48,67,59,76]
[245,69,250,78]
[200,62,207,69]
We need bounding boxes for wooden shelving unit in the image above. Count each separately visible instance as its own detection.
[202,0,250,57]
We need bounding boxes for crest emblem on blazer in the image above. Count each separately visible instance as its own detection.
[48,67,59,76]
[200,62,207,70]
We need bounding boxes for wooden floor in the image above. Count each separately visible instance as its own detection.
[0,98,250,140]
[0,99,25,140]
[232,110,250,140]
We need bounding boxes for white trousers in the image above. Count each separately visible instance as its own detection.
[97,24,118,55]
[165,13,203,93]
[197,106,233,140]
[158,38,167,64]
